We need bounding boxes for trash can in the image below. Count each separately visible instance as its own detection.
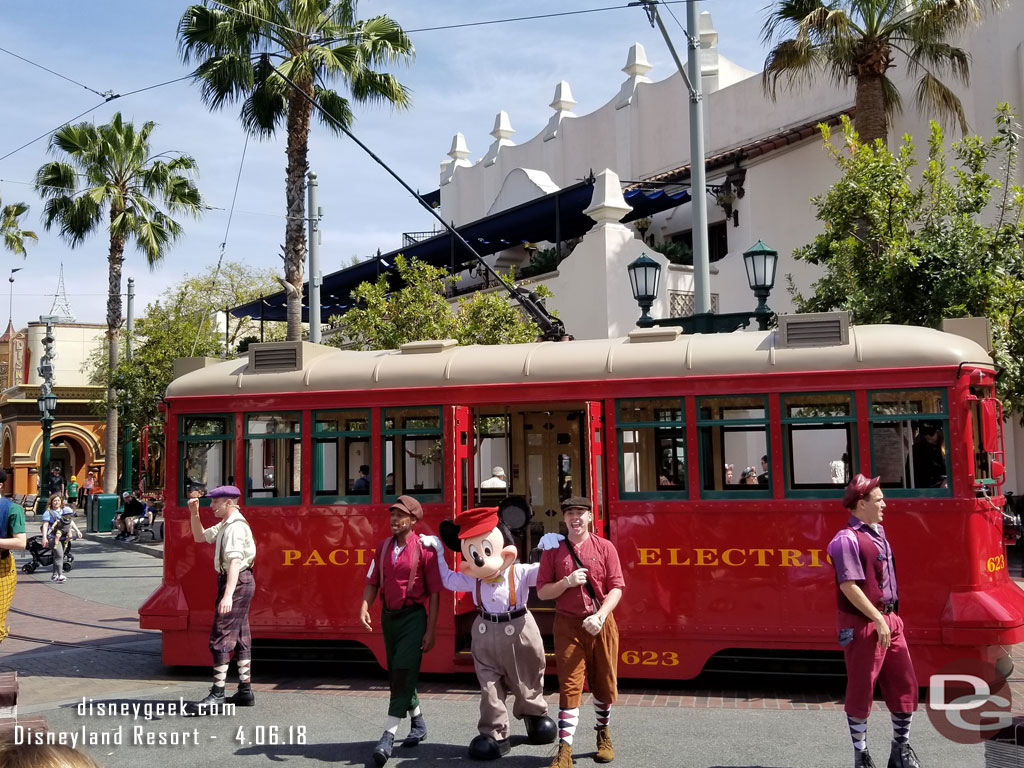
[88,493,119,533]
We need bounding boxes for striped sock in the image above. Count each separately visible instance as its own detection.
[847,715,868,752]
[237,659,251,684]
[593,698,611,728]
[891,711,913,745]
[558,707,579,746]
[212,664,228,692]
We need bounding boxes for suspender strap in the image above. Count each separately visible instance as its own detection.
[217,518,252,572]
[564,539,600,611]
[381,536,422,610]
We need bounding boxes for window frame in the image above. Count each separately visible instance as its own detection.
[615,397,688,500]
[780,390,858,499]
[696,393,772,500]
[382,406,445,503]
[312,408,372,505]
[177,415,234,507]
[867,388,952,498]
[244,411,303,506]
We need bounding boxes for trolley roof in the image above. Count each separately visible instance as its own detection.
[166,325,993,398]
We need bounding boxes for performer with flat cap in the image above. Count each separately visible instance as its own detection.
[537,496,625,767]
[828,474,920,768]
[185,484,257,715]
[360,495,442,766]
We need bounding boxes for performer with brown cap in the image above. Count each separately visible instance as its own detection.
[828,474,920,768]
[360,495,442,766]
[185,484,256,715]
[537,496,625,767]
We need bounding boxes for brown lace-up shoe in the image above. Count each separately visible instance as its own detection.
[548,741,574,768]
[595,726,614,763]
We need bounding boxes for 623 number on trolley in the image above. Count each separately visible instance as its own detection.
[621,650,679,667]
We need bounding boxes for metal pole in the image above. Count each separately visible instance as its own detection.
[685,0,711,313]
[642,1,711,315]
[307,170,322,343]
[39,416,52,513]
[125,278,134,358]
[122,278,135,495]
[225,306,230,354]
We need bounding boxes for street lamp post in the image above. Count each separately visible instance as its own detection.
[627,241,779,334]
[36,316,58,512]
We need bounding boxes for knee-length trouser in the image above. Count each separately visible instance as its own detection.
[473,611,549,740]
[381,604,427,719]
[554,612,619,709]
[209,570,255,667]
[841,612,918,719]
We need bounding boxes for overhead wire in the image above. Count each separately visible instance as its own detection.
[0,45,116,99]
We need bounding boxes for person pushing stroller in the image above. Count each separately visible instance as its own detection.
[41,494,80,583]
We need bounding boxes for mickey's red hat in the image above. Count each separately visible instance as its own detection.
[454,507,500,539]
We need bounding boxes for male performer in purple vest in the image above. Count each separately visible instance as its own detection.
[828,474,920,768]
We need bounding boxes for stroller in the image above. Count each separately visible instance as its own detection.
[21,511,76,574]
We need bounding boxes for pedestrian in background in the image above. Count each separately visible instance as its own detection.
[66,475,78,507]
[41,494,80,583]
[0,469,26,642]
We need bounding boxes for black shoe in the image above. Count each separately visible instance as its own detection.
[372,732,394,766]
[855,749,877,768]
[402,713,426,746]
[525,714,557,744]
[887,742,921,768]
[184,686,225,716]
[226,683,255,706]
[468,734,511,760]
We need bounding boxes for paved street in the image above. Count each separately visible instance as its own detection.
[0,535,997,766]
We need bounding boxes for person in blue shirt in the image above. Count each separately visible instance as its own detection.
[352,465,371,494]
[41,494,80,583]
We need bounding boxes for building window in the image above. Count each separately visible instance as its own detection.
[697,394,770,495]
[245,412,301,504]
[178,416,234,505]
[869,389,950,494]
[616,398,686,496]
[781,392,857,494]
[383,407,443,499]
[672,221,729,262]
[313,409,371,502]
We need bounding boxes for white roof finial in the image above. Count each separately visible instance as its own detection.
[544,82,577,142]
[483,111,516,167]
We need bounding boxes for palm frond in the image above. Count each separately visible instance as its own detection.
[314,87,354,132]
[914,71,970,134]
[902,40,971,83]
[760,0,830,45]
[762,37,823,99]
[348,69,411,109]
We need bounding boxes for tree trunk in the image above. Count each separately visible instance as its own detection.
[283,79,315,341]
[104,219,125,494]
[852,40,891,147]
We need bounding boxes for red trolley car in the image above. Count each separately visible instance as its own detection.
[140,316,1023,680]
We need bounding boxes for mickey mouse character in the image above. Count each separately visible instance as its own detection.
[422,504,557,759]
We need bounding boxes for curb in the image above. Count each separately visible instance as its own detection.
[81,531,163,559]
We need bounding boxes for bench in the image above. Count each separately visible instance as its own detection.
[21,495,36,511]
[134,508,163,541]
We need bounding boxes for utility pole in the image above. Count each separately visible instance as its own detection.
[307,170,322,343]
[639,0,712,314]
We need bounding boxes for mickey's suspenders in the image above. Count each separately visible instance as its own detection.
[475,567,517,611]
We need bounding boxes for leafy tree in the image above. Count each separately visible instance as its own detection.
[178,0,414,342]
[1,195,36,256]
[761,0,1005,145]
[35,112,202,493]
[329,254,544,350]
[792,107,1024,411]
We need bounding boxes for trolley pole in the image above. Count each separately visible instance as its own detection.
[307,170,322,343]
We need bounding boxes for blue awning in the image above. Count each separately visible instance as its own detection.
[231,179,691,323]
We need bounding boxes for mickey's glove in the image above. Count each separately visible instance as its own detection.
[582,614,606,636]
[537,532,565,551]
[419,534,441,550]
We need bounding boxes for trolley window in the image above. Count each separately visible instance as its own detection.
[616,398,686,497]
[178,416,234,506]
[969,385,1001,488]
[383,407,443,501]
[782,392,857,496]
[698,395,770,497]
[245,412,301,505]
[313,409,371,503]
[475,415,511,501]
[868,389,950,496]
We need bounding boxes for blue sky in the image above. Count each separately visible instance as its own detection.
[0,1,766,331]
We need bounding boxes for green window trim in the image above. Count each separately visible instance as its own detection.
[866,388,951,496]
[312,408,373,504]
[382,407,444,502]
[178,415,235,506]
[244,411,302,506]
[696,394,770,499]
[780,391,858,497]
[615,397,687,499]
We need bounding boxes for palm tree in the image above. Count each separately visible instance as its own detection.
[178,0,414,341]
[762,1,1004,145]
[0,195,37,256]
[35,112,202,493]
